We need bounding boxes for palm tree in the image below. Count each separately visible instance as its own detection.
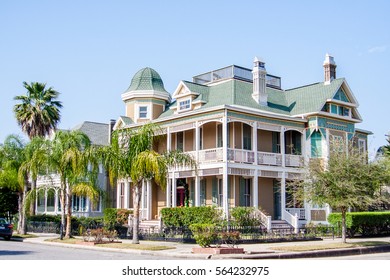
[14,81,63,215]
[14,82,63,139]
[0,135,26,233]
[49,130,99,238]
[102,123,196,244]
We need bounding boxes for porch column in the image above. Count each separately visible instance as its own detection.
[146,180,152,220]
[195,175,200,206]
[172,173,177,207]
[252,122,258,164]
[281,173,286,220]
[116,181,121,208]
[141,180,146,219]
[252,170,258,208]
[124,180,130,209]
[281,126,286,167]
[222,116,229,217]
[167,127,171,151]
[166,176,171,207]
[195,121,200,160]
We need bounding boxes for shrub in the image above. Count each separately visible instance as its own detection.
[230,207,261,227]
[161,207,221,228]
[328,212,390,237]
[189,223,217,247]
[27,214,61,223]
[116,209,133,225]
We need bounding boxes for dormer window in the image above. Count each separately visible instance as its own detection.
[179,99,191,111]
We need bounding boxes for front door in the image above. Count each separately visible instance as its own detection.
[177,188,185,207]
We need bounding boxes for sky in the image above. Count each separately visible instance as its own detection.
[1,0,389,157]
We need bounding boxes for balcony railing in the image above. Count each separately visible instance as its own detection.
[227,149,255,163]
[286,208,306,220]
[257,152,282,166]
[198,148,223,162]
[285,154,304,167]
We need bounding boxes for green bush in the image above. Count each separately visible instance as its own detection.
[189,223,217,247]
[328,212,390,237]
[161,207,221,228]
[104,208,133,230]
[27,214,61,223]
[230,207,261,227]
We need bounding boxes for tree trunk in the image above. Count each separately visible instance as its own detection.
[17,192,24,234]
[341,207,347,243]
[65,185,72,238]
[132,182,142,244]
[30,178,36,216]
[19,180,29,235]
[60,182,66,239]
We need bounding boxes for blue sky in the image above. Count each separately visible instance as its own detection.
[1,0,389,156]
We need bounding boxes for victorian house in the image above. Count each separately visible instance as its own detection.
[114,55,369,231]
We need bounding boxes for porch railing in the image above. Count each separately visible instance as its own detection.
[285,154,304,167]
[286,208,306,220]
[257,152,282,166]
[252,208,272,231]
[227,149,255,163]
[283,209,299,234]
[198,148,223,162]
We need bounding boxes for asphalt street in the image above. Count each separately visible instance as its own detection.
[0,240,181,260]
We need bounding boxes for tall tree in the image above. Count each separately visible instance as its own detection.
[14,82,63,139]
[14,81,63,215]
[49,130,99,238]
[0,135,26,233]
[294,139,390,243]
[102,123,196,244]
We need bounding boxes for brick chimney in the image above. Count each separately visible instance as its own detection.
[323,54,336,84]
[252,57,268,106]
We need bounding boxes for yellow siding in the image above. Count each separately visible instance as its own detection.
[258,177,274,218]
[258,130,273,152]
[126,103,135,119]
[203,123,216,149]
[184,130,194,151]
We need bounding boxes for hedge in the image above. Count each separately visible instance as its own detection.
[160,207,221,228]
[328,212,390,237]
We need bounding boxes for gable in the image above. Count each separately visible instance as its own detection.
[333,88,350,102]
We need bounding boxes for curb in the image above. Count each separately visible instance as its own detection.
[226,244,390,259]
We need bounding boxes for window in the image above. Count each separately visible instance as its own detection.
[358,139,366,154]
[119,182,125,208]
[199,127,203,150]
[72,195,87,212]
[239,178,251,207]
[139,106,148,118]
[91,195,101,212]
[47,189,55,212]
[218,179,223,207]
[176,132,184,151]
[37,190,45,212]
[243,123,252,150]
[200,179,206,206]
[217,124,223,147]
[179,99,191,111]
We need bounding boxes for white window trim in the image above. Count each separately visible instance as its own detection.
[178,98,191,112]
[358,139,366,153]
[137,104,150,119]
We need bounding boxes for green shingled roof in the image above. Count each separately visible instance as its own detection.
[125,67,168,93]
[159,77,346,119]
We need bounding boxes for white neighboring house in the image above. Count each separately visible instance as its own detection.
[35,121,116,217]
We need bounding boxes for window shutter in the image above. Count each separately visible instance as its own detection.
[190,179,195,206]
[239,177,245,206]
[200,179,206,206]
[212,177,218,206]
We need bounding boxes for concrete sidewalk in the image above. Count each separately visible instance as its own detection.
[21,233,390,259]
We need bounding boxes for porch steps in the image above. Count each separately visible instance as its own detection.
[270,220,294,235]
[139,219,160,233]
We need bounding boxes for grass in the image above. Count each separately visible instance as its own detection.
[96,243,175,251]
[46,237,175,251]
[269,241,390,252]
[12,233,39,239]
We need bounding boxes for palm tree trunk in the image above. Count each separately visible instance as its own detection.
[17,192,24,234]
[60,182,66,239]
[132,182,142,244]
[30,178,36,215]
[65,185,72,238]
[341,207,347,243]
[20,179,29,235]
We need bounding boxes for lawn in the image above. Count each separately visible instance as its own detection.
[269,241,390,252]
[46,238,175,251]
